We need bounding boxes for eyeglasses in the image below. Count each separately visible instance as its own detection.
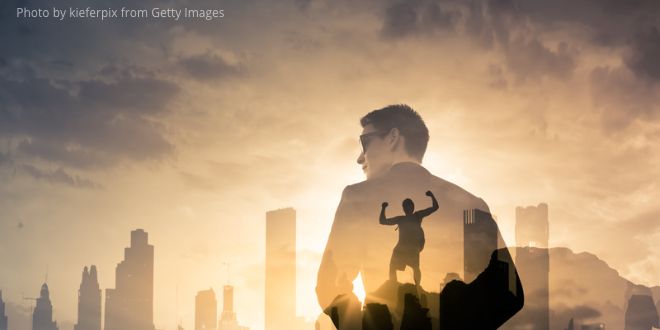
[359,130,389,153]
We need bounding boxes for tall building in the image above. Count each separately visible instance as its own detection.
[463,208,498,283]
[104,229,155,330]
[219,285,249,330]
[0,290,7,330]
[516,203,549,248]
[32,283,58,330]
[74,266,101,330]
[510,203,550,330]
[195,289,217,330]
[219,286,234,328]
[625,294,659,330]
[265,208,296,330]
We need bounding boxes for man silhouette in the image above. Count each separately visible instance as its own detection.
[316,104,523,329]
[380,191,439,286]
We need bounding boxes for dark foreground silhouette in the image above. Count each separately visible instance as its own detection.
[325,247,523,330]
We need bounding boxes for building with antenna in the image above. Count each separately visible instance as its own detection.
[218,285,249,330]
[32,283,58,330]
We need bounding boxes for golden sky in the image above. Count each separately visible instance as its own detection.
[1,0,660,329]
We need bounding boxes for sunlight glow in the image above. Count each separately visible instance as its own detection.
[352,272,366,306]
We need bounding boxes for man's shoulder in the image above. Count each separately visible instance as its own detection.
[428,174,489,212]
[341,166,489,211]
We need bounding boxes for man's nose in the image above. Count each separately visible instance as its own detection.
[357,151,365,165]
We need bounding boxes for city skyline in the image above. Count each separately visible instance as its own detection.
[1,206,659,330]
[3,0,660,328]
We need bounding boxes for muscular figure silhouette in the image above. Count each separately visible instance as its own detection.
[380,190,439,287]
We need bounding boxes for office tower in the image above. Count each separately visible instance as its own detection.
[516,203,549,248]
[219,285,234,327]
[195,289,217,330]
[625,294,659,330]
[265,208,296,330]
[511,203,550,330]
[74,266,101,330]
[104,229,155,330]
[219,285,249,330]
[33,283,58,330]
[0,290,7,330]
[463,208,498,283]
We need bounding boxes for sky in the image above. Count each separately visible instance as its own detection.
[1,0,660,329]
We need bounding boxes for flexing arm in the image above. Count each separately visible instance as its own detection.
[415,190,439,218]
[379,202,398,225]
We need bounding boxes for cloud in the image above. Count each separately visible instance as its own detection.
[18,164,103,189]
[373,0,660,87]
[381,0,458,39]
[177,53,243,81]
[590,65,660,131]
[504,39,576,81]
[16,138,111,170]
[0,61,178,170]
[377,0,580,81]
[625,26,660,82]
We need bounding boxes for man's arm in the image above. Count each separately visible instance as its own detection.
[316,186,363,311]
[415,190,439,218]
[379,202,399,225]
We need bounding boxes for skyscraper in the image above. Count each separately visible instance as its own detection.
[195,289,217,330]
[463,208,498,283]
[510,203,550,330]
[74,266,101,330]
[265,208,296,330]
[625,294,659,330]
[219,285,234,328]
[219,285,249,330]
[516,203,549,248]
[0,290,7,330]
[32,283,58,330]
[104,229,155,330]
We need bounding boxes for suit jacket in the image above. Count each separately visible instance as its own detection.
[316,162,523,328]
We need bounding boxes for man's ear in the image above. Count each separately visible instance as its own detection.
[388,128,401,150]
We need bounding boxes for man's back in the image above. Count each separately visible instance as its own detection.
[318,162,500,303]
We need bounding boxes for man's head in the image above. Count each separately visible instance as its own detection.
[402,198,415,215]
[357,104,430,179]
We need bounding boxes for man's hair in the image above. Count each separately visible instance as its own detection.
[360,104,429,161]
